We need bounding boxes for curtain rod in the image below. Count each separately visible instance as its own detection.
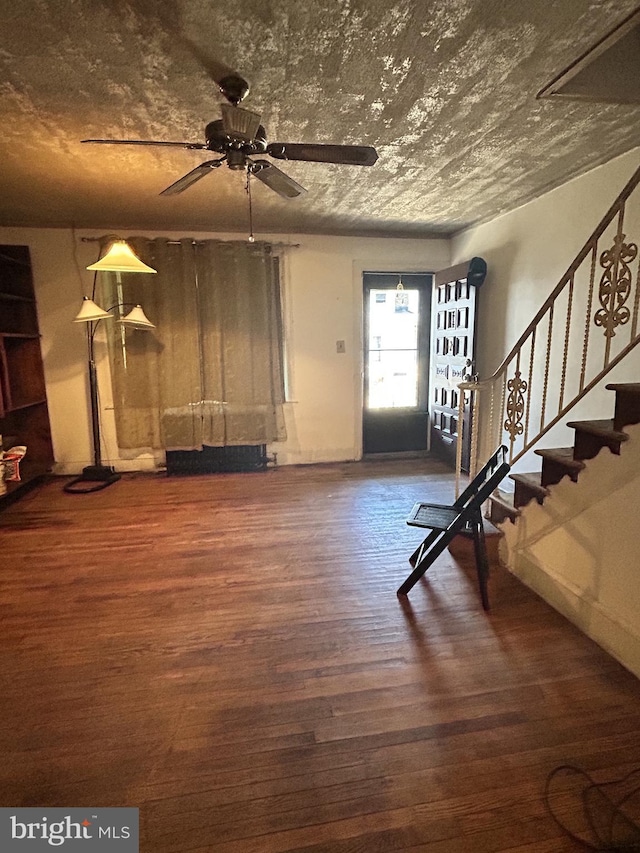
[81,236,300,249]
[364,270,433,276]
[165,240,301,249]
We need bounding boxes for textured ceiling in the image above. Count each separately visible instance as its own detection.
[1,0,639,237]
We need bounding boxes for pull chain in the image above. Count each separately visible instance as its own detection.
[246,167,255,243]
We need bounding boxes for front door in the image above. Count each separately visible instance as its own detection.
[362,272,432,454]
[429,261,480,471]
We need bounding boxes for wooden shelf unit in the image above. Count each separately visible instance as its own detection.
[0,245,54,506]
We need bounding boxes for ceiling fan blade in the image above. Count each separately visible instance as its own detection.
[160,159,225,196]
[266,143,378,166]
[82,139,207,150]
[179,37,238,89]
[250,160,307,199]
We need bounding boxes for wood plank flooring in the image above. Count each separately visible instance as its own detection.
[1,458,640,852]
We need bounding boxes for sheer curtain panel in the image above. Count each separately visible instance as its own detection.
[102,238,287,452]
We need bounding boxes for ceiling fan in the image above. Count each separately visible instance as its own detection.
[82,74,378,199]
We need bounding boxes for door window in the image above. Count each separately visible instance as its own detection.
[366,287,421,408]
[362,272,432,455]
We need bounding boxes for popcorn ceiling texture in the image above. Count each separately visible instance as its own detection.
[0,0,638,235]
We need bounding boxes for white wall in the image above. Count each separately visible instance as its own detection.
[450,150,640,677]
[451,147,640,471]
[502,424,640,680]
[452,147,640,377]
[0,227,449,473]
[280,236,449,464]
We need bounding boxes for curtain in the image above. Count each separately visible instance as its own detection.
[102,238,287,451]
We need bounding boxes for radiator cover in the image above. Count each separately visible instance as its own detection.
[166,444,268,475]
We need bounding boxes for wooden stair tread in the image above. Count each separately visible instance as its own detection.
[607,383,640,430]
[565,418,629,441]
[510,471,549,497]
[488,490,520,524]
[605,382,640,393]
[489,385,636,524]
[534,446,585,470]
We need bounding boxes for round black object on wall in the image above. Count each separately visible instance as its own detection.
[468,256,487,287]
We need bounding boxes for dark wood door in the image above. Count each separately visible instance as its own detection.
[362,273,432,454]
[429,261,479,471]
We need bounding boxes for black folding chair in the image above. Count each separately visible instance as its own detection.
[397,446,510,610]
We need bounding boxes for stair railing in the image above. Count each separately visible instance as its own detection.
[457,162,640,482]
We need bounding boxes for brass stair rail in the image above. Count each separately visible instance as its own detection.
[459,161,640,477]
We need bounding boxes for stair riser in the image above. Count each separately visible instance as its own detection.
[488,498,519,525]
[541,458,581,488]
[504,387,639,520]
[513,481,545,510]
[612,390,640,431]
[573,430,623,460]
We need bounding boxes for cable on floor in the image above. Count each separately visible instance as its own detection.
[544,764,640,851]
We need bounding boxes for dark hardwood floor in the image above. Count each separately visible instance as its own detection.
[1,458,640,852]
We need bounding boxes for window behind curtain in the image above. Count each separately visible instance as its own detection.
[102,238,287,452]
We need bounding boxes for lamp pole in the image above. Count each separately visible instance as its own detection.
[83,318,119,482]
[64,318,122,492]
[88,325,102,470]
[64,239,156,494]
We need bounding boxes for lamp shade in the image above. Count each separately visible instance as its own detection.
[74,297,113,323]
[87,240,157,274]
[120,305,155,329]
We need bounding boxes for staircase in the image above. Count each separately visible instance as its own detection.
[450,164,640,676]
[489,383,640,524]
[457,162,640,490]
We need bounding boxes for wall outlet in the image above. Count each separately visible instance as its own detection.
[336,340,346,353]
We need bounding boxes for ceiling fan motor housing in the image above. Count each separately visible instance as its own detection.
[204,120,267,154]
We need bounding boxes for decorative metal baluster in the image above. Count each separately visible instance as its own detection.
[580,243,597,393]
[595,209,637,367]
[500,370,507,452]
[541,303,554,431]
[559,275,574,412]
[504,351,527,463]
[470,387,480,479]
[524,327,535,447]
[487,381,497,464]
[455,388,465,499]
[631,250,640,340]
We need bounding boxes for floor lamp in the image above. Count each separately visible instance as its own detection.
[64,239,156,494]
